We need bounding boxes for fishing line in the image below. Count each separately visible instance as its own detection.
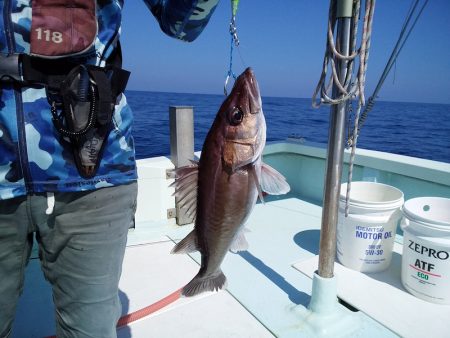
[393,60,396,84]
[236,43,247,69]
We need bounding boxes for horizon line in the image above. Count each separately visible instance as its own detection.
[125,88,450,106]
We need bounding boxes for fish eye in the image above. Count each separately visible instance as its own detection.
[229,108,244,125]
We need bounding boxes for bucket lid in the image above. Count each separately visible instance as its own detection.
[403,197,450,228]
[340,182,404,209]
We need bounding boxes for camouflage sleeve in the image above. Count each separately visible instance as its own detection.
[143,0,220,42]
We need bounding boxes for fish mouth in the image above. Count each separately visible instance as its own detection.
[239,68,261,114]
[242,67,255,82]
[242,67,255,79]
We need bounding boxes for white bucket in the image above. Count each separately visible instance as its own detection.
[337,182,404,273]
[401,197,450,304]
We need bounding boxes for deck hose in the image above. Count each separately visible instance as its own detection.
[44,288,182,338]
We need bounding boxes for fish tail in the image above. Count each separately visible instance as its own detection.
[182,271,227,297]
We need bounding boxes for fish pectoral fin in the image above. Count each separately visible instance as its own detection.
[169,162,198,218]
[260,162,291,195]
[171,230,199,254]
[229,227,250,253]
[182,271,227,297]
[249,165,265,204]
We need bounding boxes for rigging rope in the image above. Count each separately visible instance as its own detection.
[313,0,428,217]
[345,0,428,216]
[312,0,376,217]
[345,0,375,217]
[348,0,429,141]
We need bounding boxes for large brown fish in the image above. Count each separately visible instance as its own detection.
[171,68,290,297]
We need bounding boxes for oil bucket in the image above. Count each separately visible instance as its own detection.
[337,182,404,273]
[401,197,450,304]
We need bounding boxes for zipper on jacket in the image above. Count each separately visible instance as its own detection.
[14,91,33,192]
[4,0,34,192]
[3,0,15,54]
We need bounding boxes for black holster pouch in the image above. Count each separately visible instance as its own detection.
[50,64,130,178]
[1,51,130,178]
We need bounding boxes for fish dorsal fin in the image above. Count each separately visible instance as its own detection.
[169,161,199,220]
[261,162,290,195]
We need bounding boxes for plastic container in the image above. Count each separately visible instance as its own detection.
[401,197,450,304]
[337,182,404,273]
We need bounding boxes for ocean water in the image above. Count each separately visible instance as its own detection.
[128,90,450,163]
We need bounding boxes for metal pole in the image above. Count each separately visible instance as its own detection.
[169,106,194,168]
[169,106,195,225]
[318,2,352,278]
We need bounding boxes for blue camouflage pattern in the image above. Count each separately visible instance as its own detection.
[0,0,219,200]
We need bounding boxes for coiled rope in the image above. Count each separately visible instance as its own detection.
[312,0,376,217]
[345,0,376,217]
[313,0,428,216]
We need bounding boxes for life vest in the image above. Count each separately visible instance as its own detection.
[0,0,220,200]
[30,0,98,58]
[1,0,130,178]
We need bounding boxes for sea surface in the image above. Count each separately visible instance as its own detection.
[127,91,450,163]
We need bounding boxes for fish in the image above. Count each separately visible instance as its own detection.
[170,67,290,297]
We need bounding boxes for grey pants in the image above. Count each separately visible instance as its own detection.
[0,182,137,338]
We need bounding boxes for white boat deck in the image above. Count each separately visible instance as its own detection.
[15,196,449,338]
[11,143,450,337]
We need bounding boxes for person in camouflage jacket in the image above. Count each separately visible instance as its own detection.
[0,1,219,336]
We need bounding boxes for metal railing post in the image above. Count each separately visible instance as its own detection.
[318,2,352,278]
[169,106,195,225]
[300,3,362,335]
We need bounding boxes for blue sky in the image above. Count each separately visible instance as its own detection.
[121,1,450,104]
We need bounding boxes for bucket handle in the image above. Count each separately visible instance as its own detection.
[400,216,409,231]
